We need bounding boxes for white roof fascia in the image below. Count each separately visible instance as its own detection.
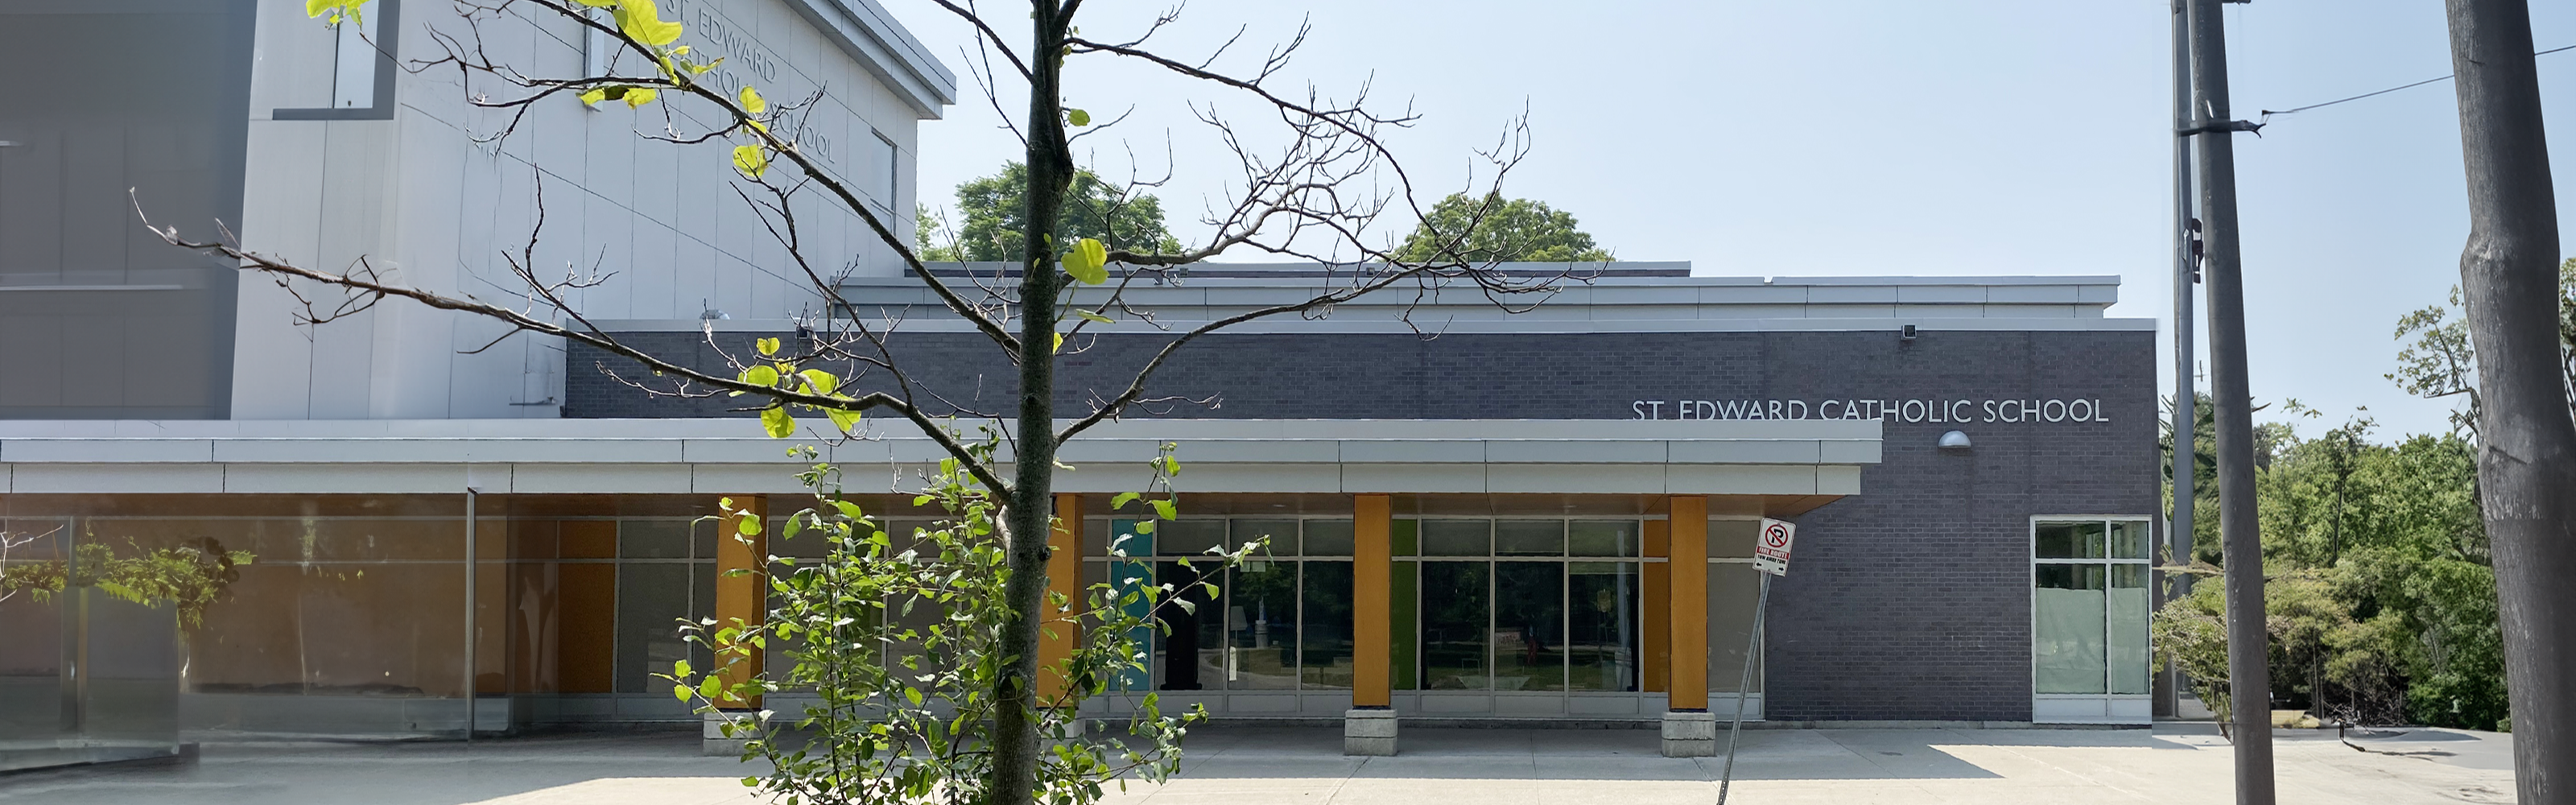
[787,0,958,118]
[0,419,1880,497]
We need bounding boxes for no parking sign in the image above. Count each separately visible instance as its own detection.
[1752,518,1794,576]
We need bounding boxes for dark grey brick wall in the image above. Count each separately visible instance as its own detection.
[568,326,2157,721]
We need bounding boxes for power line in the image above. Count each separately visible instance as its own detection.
[2259,43,2574,122]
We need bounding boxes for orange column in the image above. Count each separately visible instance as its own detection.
[1039,493,1085,704]
[1642,519,1671,694]
[714,496,767,708]
[1352,494,1393,708]
[1668,496,1710,711]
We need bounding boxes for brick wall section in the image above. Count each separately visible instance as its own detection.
[568,327,2157,721]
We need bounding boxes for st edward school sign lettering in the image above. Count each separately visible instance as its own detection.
[1629,398,2112,423]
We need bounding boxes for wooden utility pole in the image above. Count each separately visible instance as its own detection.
[2163,0,2198,720]
[2184,1,2274,802]
[2443,1,2574,801]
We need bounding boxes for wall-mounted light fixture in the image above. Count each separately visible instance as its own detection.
[1900,324,1919,341]
[1938,430,1972,451]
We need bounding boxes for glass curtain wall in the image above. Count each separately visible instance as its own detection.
[1393,519,1645,694]
[1084,518,1356,693]
[2033,519,2153,696]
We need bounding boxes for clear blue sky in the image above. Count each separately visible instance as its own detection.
[886,1,2576,440]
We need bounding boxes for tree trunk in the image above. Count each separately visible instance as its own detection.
[2445,2,2575,801]
[988,5,1077,804]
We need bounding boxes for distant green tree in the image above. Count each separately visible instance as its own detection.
[918,163,1183,263]
[1393,192,1612,263]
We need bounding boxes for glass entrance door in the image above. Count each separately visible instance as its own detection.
[2031,518,2152,724]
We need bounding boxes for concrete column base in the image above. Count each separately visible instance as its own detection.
[703,710,766,756]
[1661,711,1718,758]
[1344,708,1398,756]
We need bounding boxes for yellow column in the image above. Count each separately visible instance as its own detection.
[1039,493,1085,705]
[1642,519,1671,694]
[714,495,767,708]
[1352,494,1393,708]
[1668,496,1710,712]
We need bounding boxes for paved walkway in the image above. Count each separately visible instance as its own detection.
[0,725,2516,804]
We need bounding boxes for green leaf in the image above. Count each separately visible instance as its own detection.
[738,85,767,115]
[579,88,608,106]
[673,658,692,679]
[834,501,865,521]
[1052,332,1066,355]
[761,407,794,439]
[1063,237,1109,285]
[673,681,692,701]
[622,87,658,109]
[826,407,862,435]
[756,336,780,357]
[1133,520,1156,535]
[1110,491,1141,510]
[699,675,725,701]
[1075,309,1115,324]
[1149,498,1178,522]
[741,365,780,387]
[733,144,769,179]
[1067,108,1092,126]
[798,369,838,394]
[613,0,683,47]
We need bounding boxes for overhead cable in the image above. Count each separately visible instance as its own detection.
[2259,43,2574,122]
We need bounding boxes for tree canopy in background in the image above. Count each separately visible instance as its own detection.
[1394,192,1611,263]
[917,162,1183,262]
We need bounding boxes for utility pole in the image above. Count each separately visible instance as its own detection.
[2183,1,2273,803]
[2161,0,2198,721]
[2442,2,2574,801]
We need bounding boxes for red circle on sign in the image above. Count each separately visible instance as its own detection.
[1764,524,1790,547]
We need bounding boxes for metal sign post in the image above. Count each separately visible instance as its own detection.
[1718,518,1794,805]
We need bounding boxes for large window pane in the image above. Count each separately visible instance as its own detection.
[1570,521,1640,557]
[1494,562,1563,691]
[1229,520,1300,557]
[2108,564,2152,695]
[1418,561,1488,690]
[2035,522,2106,559]
[1226,561,1298,689]
[1494,521,1564,557]
[1420,521,1489,557]
[1567,562,1638,691]
[1302,520,1354,557]
[1708,563,1765,695]
[2109,522,2151,560]
[614,563,691,694]
[2033,564,2108,694]
[1155,521,1224,557]
[1300,561,1354,689]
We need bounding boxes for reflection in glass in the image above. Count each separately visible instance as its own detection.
[1227,561,1298,689]
[1155,561,1222,690]
[2033,563,2109,694]
[2109,522,2150,560]
[1389,560,1418,691]
[2035,522,2107,559]
[1708,563,1765,695]
[1493,562,1563,691]
[1229,520,1300,557]
[1417,562,1487,690]
[1569,522,1640,557]
[1494,521,1564,557]
[1418,521,1488,557]
[1567,562,1637,691]
[1300,562,1354,689]
[1155,521,1225,557]
[614,563,691,695]
[1302,521,1355,556]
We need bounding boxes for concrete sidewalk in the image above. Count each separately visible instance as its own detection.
[0,725,2516,804]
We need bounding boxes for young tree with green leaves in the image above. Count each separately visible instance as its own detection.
[150,2,1568,803]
